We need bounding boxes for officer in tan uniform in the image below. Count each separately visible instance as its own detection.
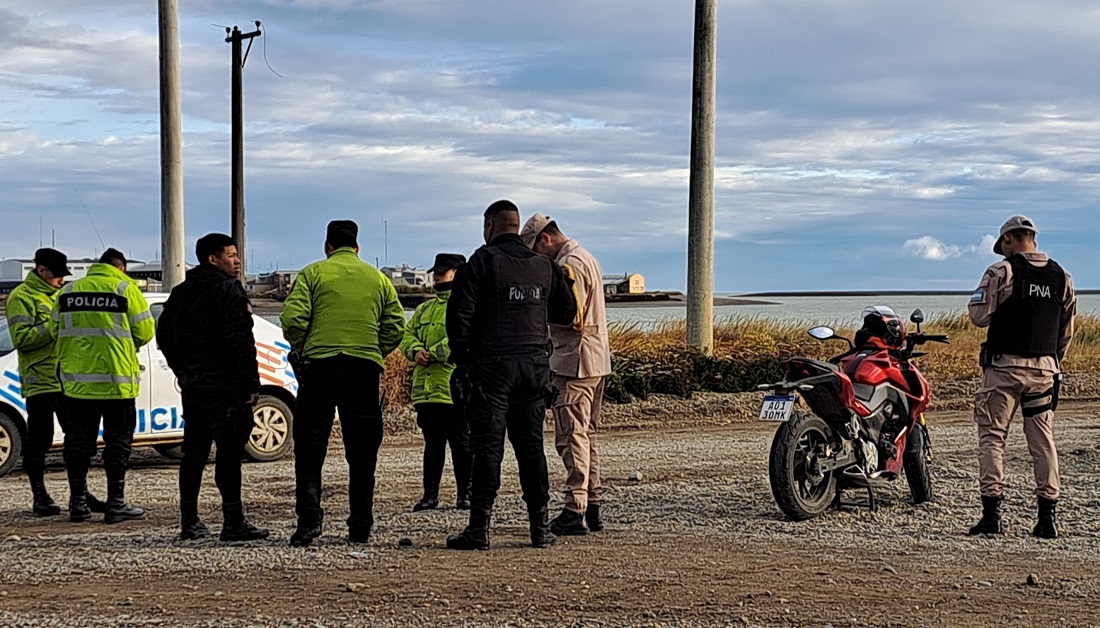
[521,213,612,536]
[967,215,1075,539]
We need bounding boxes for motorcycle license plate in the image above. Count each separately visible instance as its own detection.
[758,395,796,421]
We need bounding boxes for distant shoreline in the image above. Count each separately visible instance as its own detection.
[744,290,1100,297]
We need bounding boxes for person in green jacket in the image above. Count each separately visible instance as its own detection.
[4,248,103,516]
[52,248,155,524]
[281,220,406,547]
[399,253,472,512]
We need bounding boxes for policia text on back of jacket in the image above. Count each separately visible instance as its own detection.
[443,200,577,551]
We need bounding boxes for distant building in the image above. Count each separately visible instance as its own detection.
[381,264,431,288]
[127,260,193,292]
[0,257,145,294]
[248,270,300,299]
[602,273,645,296]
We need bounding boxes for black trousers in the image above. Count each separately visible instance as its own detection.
[23,392,66,477]
[179,390,253,508]
[63,398,136,483]
[465,350,552,515]
[293,354,384,531]
[415,402,472,498]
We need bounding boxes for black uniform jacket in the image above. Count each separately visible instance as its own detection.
[447,233,577,365]
[156,264,261,399]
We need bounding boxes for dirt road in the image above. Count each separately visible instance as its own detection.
[2,402,1099,627]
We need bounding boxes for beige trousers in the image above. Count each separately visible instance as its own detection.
[974,366,1060,500]
[552,375,605,513]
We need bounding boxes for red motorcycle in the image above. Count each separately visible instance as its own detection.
[757,306,949,520]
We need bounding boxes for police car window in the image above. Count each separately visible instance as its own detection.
[0,317,13,358]
[150,303,165,326]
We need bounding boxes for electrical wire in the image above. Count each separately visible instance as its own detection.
[256,20,284,78]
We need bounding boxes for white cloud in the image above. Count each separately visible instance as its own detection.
[903,236,963,261]
[902,234,999,261]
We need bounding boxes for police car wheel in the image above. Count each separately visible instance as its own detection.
[153,443,185,460]
[245,396,293,462]
[0,411,23,478]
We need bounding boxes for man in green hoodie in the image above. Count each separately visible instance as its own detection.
[4,248,103,517]
[400,253,472,512]
[281,220,405,547]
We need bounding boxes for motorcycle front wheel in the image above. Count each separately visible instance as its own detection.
[903,423,933,504]
[769,412,837,521]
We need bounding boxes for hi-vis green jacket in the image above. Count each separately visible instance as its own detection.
[399,289,455,405]
[280,248,405,368]
[51,264,155,400]
[4,270,62,397]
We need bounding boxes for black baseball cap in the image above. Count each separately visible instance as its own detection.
[429,253,466,273]
[33,248,72,277]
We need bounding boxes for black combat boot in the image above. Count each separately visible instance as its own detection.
[549,507,588,536]
[455,493,471,510]
[178,500,209,541]
[1032,497,1058,539]
[29,472,61,517]
[220,501,270,542]
[413,479,440,512]
[290,520,323,547]
[446,508,490,550]
[529,505,556,549]
[585,503,604,533]
[104,480,146,524]
[967,495,1003,536]
[85,490,107,514]
[68,477,92,523]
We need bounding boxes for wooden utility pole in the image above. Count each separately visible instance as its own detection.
[226,24,262,283]
[159,0,185,291]
[687,0,717,354]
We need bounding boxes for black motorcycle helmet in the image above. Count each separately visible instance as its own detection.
[854,306,905,349]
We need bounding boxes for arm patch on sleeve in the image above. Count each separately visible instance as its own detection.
[970,290,985,303]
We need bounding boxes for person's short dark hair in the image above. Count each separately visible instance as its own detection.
[484,200,519,218]
[1007,228,1036,240]
[99,248,127,268]
[196,233,236,263]
[326,220,358,249]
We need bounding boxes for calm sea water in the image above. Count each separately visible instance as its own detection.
[604,294,1100,329]
[260,294,1100,330]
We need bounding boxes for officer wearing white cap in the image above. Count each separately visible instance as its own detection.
[967,215,1076,539]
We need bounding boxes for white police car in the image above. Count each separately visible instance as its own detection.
[0,293,297,477]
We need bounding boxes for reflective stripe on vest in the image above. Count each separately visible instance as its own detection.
[58,327,133,339]
[61,373,139,385]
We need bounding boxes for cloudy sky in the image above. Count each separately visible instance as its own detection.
[1,0,1098,292]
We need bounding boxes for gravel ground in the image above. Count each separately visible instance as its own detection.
[1,400,1099,627]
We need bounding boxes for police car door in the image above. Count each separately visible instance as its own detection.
[139,300,185,442]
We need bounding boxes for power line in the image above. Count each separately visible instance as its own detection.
[73,185,106,250]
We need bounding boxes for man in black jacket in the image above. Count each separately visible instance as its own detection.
[445,200,577,551]
[157,234,269,542]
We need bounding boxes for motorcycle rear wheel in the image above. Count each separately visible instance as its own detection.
[903,423,933,504]
[769,412,837,521]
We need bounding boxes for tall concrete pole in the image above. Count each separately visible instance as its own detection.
[158,0,185,291]
[687,0,716,354]
[229,26,246,284]
[227,25,261,284]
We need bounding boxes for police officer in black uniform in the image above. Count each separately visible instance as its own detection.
[157,234,270,542]
[444,200,576,550]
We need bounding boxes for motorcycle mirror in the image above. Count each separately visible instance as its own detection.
[910,309,925,324]
[807,326,836,340]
